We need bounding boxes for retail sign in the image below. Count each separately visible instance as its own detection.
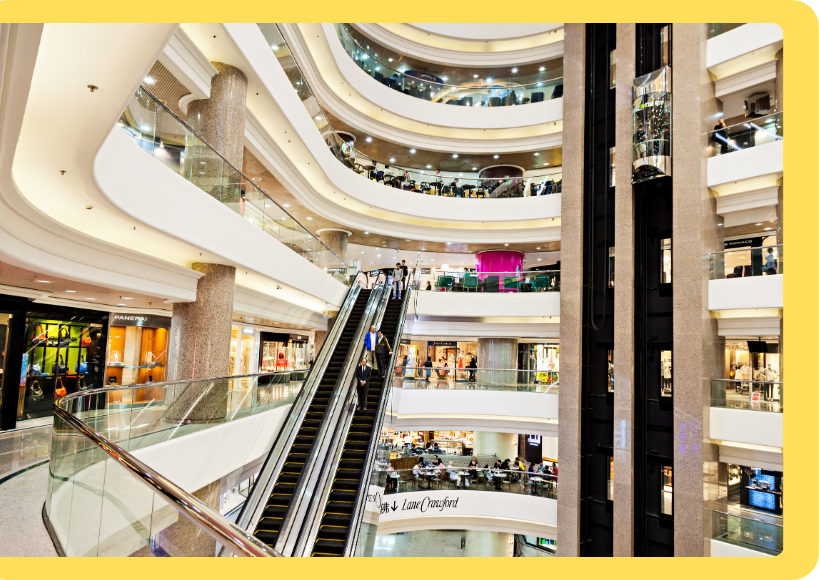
[528,435,542,445]
[111,313,171,329]
[724,237,764,249]
[380,495,460,515]
[428,341,457,347]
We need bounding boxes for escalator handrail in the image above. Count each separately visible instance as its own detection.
[234,283,363,539]
[52,404,279,557]
[274,284,389,555]
[293,287,392,555]
[343,285,415,556]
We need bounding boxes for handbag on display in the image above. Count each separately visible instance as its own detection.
[57,326,70,348]
[31,361,41,375]
[80,327,92,347]
[54,376,66,398]
[76,355,88,374]
[30,379,43,401]
[78,376,87,391]
[30,324,46,347]
[51,355,67,376]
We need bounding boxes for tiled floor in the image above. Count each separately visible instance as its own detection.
[372,530,514,557]
[0,425,56,556]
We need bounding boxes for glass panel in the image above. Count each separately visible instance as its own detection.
[607,456,614,500]
[383,467,557,499]
[709,111,782,157]
[64,436,108,556]
[661,466,673,515]
[710,380,782,412]
[710,245,782,279]
[660,350,672,397]
[96,454,156,556]
[607,350,614,392]
[609,49,616,89]
[391,368,558,394]
[710,510,783,555]
[707,23,746,39]
[661,238,672,283]
[609,147,616,187]
[608,247,615,288]
[414,270,560,293]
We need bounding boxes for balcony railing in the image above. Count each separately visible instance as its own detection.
[412,270,560,292]
[708,111,783,158]
[335,24,564,107]
[393,367,558,393]
[707,23,746,39]
[709,245,782,280]
[119,87,353,284]
[258,23,561,200]
[709,509,783,555]
[380,467,557,499]
[711,379,782,413]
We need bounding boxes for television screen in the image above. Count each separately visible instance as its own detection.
[747,341,769,353]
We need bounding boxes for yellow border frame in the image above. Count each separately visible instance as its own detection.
[0,1,815,577]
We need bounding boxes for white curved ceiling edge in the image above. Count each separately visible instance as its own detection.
[0,24,201,303]
[183,23,561,243]
[352,23,564,67]
[406,23,563,41]
[9,23,346,311]
[283,23,563,151]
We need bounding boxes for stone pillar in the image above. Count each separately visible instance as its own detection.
[775,49,783,113]
[613,22,636,558]
[317,228,351,264]
[671,23,724,557]
[775,49,784,382]
[556,22,586,558]
[313,311,338,360]
[477,338,518,387]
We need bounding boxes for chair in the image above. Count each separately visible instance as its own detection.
[488,96,501,107]
[502,276,519,291]
[533,275,552,292]
[463,276,478,292]
[374,71,384,83]
[531,91,545,103]
[552,84,563,99]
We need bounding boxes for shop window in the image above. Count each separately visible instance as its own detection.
[609,147,616,187]
[661,466,673,515]
[607,349,614,392]
[661,238,672,283]
[609,49,616,89]
[660,350,672,397]
[608,246,615,288]
[607,456,614,501]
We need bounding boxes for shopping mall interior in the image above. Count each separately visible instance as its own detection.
[0,21,794,560]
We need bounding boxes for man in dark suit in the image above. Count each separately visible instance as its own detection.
[354,356,372,411]
[374,330,392,377]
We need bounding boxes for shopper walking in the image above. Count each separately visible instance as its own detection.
[392,263,404,299]
[423,357,433,381]
[375,330,392,378]
[354,356,372,411]
[364,324,378,373]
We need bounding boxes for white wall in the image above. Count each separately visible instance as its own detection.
[710,539,774,557]
[708,276,783,311]
[415,291,560,318]
[706,24,783,78]
[407,24,562,40]
[707,140,783,193]
[709,407,783,449]
[472,432,517,461]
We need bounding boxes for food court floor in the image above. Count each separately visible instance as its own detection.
[372,530,514,557]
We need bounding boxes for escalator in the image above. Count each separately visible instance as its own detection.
[310,293,409,557]
[250,287,378,549]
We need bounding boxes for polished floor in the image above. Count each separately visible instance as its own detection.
[372,530,514,557]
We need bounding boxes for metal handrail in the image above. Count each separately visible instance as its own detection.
[343,284,415,556]
[709,508,783,528]
[234,284,362,540]
[709,243,783,257]
[712,378,783,385]
[51,405,279,557]
[275,284,387,555]
[132,86,349,268]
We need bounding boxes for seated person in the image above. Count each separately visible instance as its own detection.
[500,459,510,470]
[467,455,479,481]
[413,460,429,489]
[447,461,461,487]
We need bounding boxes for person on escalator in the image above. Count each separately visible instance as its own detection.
[354,356,372,411]
[375,330,392,378]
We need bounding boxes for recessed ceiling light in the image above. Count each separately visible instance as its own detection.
[86,297,96,300]
[65,290,77,293]
[140,125,151,132]
[361,251,364,254]
[120,297,134,300]
[118,303,126,306]
[486,78,493,83]
[472,167,478,171]
[494,155,499,159]
[283,203,290,207]
[504,243,509,246]
[764,227,773,230]
[36,280,51,283]
[143,76,155,85]
[459,173,463,176]
[365,137,372,142]
[536,247,541,250]
[410,149,416,154]
[306,217,313,220]
[271,45,279,51]
[534,152,540,156]
[511,68,518,73]
[717,223,723,226]
[473,74,479,79]
[538,259,542,261]
[755,222,763,226]
[539,66,545,72]
[426,165,432,169]
[388,57,393,62]
[452,154,459,158]
[315,116,321,121]
[364,231,369,235]
[390,158,395,162]
[377,254,381,257]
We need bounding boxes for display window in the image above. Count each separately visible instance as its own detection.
[607,350,614,392]
[521,343,560,385]
[660,350,672,397]
[661,238,672,284]
[725,341,780,398]
[661,466,673,515]
[607,456,614,501]
[105,314,170,406]
[258,329,311,373]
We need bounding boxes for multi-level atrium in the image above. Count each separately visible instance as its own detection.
[0,19,810,565]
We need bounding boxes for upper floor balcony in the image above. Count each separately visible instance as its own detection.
[709,379,783,449]
[708,246,783,311]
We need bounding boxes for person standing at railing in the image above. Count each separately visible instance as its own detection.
[374,330,392,379]
[713,119,729,155]
[765,247,778,275]
[423,357,433,382]
[467,357,477,383]
[392,263,404,299]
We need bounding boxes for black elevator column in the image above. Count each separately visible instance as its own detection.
[579,23,616,557]
[633,23,675,557]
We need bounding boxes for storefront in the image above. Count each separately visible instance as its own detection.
[395,340,477,378]
[382,429,475,458]
[0,296,110,429]
[727,464,783,515]
[519,342,560,386]
[722,235,779,277]
[256,329,312,374]
[725,340,780,388]
[105,313,171,389]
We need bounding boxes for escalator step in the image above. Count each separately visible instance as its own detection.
[254,530,279,545]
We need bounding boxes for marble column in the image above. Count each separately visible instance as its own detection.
[166,263,236,422]
[313,311,339,361]
[775,49,784,382]
[612,22,636,558]
[670,24,724,557]
[556,22,586,558]
[317,228,351,264]
[477,338,518,387]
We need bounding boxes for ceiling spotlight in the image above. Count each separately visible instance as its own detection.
[717,223,723,226]
[755,222,763,226]
[410,149,416,154]
[377,254,381,257]
[315,116,321,121]
[504,243,509,246]
[388,57,393,62]
[143,76,155,85]
[306,217,313,220]
[534,152,540,156]
[271,45,279,51]
[120,297,134,300]
[366,137,372,142]
[511,68,518,73]
[452,154,459,158]
[538,258,542,261]
[361,251,365,254]
[472,167,478,171]
[473,74,479,79]
[118,303,126,306]
[493,155,499,159]
[426,165,432,169]
[441,76,448,81]
[390,158,396,162]
[283,203,290,207]
[459,173,463,176]
[86,297,96,300]
[486,78,493,83]
[65,290,77,293]
[539,66,545,72]
[536,247,541,250]
[36,280,51,283]
[364,231,369,235]
[764,227,773,230]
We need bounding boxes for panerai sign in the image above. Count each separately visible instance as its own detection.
[111,313,171,329]
[380,495,460,515]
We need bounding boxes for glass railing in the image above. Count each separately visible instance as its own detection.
[118,87,353,284]
[415,270,561,292]
[707,23,746,39]
[709,111,783,157]
[515,535,556,557]
[335,24,564,107]
[45,373,293,557]
[709,245,782,279]
[710,509,783,555]
[380,467,557,499]
[711,379,782,412]
[393,367,558,393]
[258,24,561,200]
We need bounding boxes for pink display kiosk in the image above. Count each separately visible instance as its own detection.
[476,249,524,292]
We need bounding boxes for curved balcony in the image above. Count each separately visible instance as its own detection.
[335,24,564,108]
